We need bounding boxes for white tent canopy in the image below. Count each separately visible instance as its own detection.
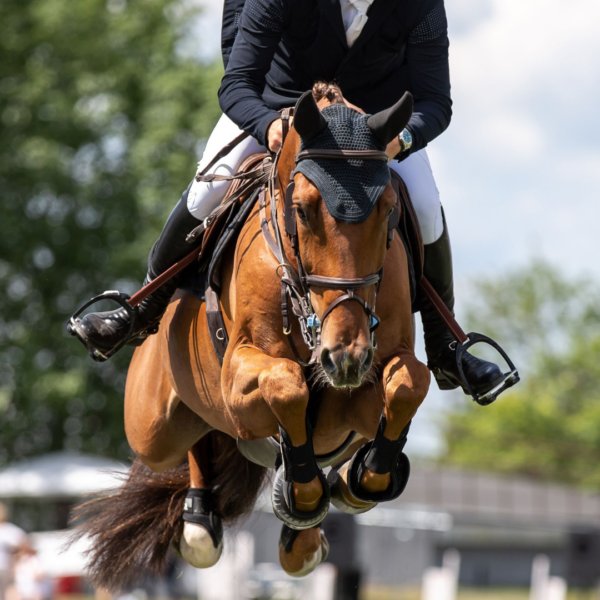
[0,451,129,499]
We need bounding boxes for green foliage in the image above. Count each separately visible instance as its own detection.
[464,261,600,369]
[443,262,600,488]
[0,0,222,464]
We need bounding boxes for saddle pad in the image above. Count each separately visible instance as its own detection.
[199,152,269,269]
[179,152,269,300]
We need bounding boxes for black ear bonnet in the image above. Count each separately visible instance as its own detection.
[293,103,391,223]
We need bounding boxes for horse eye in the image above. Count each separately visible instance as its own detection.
[386,207,394,219]
[296,207,308,222]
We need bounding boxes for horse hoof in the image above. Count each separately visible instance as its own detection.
[178,521,223,569]
[327,462,377,515]
[345,440,411,504]
[279,525,330,578]
[272,465,330,530]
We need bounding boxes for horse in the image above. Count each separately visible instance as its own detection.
[74,83,431,589]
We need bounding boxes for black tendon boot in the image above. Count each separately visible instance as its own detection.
[421,211,504,396]
[69,185,202,356]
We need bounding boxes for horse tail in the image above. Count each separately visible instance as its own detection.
[71,431,267,592]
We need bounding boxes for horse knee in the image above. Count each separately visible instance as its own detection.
[258,361,309,415]
[385,357,430,416]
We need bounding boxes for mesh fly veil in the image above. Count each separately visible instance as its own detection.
[294,104,390,223]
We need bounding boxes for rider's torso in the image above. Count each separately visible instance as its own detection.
[222,0,438,114]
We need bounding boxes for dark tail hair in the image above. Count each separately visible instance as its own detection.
[70,431,267,592]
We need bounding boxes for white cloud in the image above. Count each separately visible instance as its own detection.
[435,0,600,285]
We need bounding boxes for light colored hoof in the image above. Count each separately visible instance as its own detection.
[327,462,377,515]
[282,530,330,578]
[180,521,223,569]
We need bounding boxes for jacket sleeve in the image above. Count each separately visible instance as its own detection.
[404,0,453,155]
[218,0,287,147]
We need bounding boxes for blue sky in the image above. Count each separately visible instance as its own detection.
[191,0,600,455]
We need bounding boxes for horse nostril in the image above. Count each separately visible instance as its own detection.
[321,348,337,376]
[361,347,374,374]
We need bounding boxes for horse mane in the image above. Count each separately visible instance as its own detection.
[311,82,345,104]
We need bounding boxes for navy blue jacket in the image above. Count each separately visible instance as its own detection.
[218,0,452,153]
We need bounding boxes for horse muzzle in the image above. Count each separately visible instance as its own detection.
[320,344,374,388]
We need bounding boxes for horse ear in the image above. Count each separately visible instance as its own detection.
[366,92,414,147]
[293,90,328,141]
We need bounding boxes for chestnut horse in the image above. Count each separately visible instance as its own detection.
[76,85,430,589]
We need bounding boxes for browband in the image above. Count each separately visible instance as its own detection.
[295,149,389,164]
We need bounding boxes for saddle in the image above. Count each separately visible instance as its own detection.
[179,153,425,364]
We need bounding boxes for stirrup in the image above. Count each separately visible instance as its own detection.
[271,422,330,530]
[67,290,150,362]
[452,333,520,406]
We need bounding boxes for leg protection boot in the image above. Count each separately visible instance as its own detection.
[421,211,504,396]
[72,186,202,354]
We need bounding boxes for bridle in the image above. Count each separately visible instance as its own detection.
[259,108,399,366]
[69,99,520,405]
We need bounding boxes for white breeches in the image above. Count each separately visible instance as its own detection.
[188,114,444,245]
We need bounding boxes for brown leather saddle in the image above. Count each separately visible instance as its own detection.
[179,154,425,364]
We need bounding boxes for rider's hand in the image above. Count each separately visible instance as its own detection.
[267,118,283,153]
[386,137,401,161]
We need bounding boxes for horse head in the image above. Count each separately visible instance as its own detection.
[277,85,413,388]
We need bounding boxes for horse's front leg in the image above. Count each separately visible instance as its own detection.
[329,352,430,509]
[225,346,330,528]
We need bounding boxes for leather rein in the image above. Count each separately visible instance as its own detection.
[259,108,399,366]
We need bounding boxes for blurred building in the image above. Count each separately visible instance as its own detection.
[0,452,129,592]
[242,463,600,589]
[0,451,127,532]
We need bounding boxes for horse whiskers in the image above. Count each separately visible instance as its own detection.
[363,352,382,387]
[307,362,331,391]
[306,351,382,391]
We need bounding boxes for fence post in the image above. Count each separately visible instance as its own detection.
[422,549,460,600]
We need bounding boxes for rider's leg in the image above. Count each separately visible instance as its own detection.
[390,150,504,395]
[187,114,264,220]
[72,115,265,354]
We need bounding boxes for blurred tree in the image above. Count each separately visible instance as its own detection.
[0,0,223,464]
[443,262,600,488]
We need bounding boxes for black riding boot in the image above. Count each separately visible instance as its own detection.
[421,211,504,396]
[70,185,201,355]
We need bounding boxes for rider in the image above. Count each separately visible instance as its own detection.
[71,0,504,396]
